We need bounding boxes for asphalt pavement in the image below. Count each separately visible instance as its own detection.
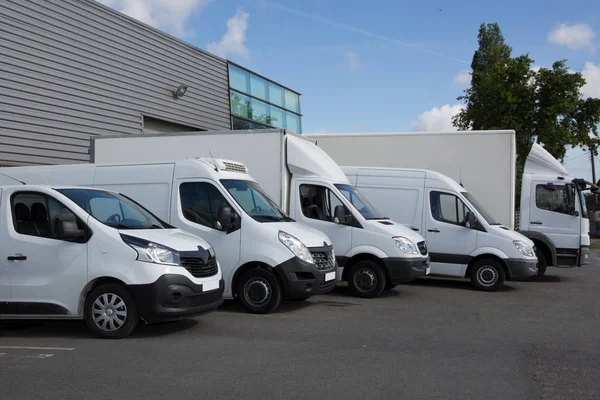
[1,253,600,400]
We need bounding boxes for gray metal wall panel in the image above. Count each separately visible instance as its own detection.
[0,0,231,166]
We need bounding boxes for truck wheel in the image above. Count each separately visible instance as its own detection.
[347,260,386,298]
[469,259,506,292]
[84,283,139,339]
[535,249,547,277]
[237,269,282,314]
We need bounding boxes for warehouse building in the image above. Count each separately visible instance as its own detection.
[0,0,302,166]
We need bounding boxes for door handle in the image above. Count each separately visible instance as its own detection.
[530,221,543,225]
[410,226,419,231]
[7,254,27,261]
[427,229,440,233]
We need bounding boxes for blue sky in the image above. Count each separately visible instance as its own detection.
[101,0,599,181]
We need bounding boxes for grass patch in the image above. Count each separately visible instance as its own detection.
[590,244,600,249]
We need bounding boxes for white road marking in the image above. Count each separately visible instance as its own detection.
[17,354,54,359]
[0,346,74,351]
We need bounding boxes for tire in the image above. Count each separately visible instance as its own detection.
[535,249,547,277]
[469,259,506,292]
[237,269,282,314]
[385,282,398,290]
[347,260,386,298]
[84,283,139,339]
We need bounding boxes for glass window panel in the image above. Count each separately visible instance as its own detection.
[270,106,284,129]
[229,65,249,93]
[286,112,300,133]
[284,90,299,113]
[268,84,284,107]
[251,98,269,125]
[230,92,252,119]
[250,75,268,101]
[232,117,269,130]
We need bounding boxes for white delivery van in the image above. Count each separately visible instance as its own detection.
[0,184,223,338]
[0,158,336,314]
[87,129,430,299]
[342,167,538,291]
[304,131,597,276]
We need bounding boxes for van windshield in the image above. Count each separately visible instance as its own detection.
[461,192,498,225]
[221,179,293,223]
[334,184,386,220]
[56,188,172,230]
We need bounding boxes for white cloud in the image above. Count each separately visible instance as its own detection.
[412,104,465,132]
[548,23,595,50]
[207,8,250,59]
[98,0,211,37]
[453,69,471,85]
[582,62,600,99]
[343,51,361,72]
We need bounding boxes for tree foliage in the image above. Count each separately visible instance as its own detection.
[453,23,600,166]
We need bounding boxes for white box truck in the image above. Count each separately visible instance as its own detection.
[303,130,597,276]
[341,166,538,291]
[87,129,431,298]
[0,158,336,314]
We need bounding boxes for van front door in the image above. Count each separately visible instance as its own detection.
[1,189,88,315]
[175,180,241,297]
[0,189,9,311]
[425,190,478,277]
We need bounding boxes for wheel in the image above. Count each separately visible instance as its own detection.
[535,249,547,277]
[84,283,139,339]
[385,282,398,290]
[347,260,386,298]
[469,259,506,292]
[237,269,282,314]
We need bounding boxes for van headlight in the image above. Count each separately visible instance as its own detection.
[393,237,419,254]
[513,240,534,257]
[121,234,180,266]
[279,231,314,264]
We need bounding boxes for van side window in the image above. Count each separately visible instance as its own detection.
[299,184,344,222]
[430,191,468,226]
[11,192,85,241]
[179,183,234,230]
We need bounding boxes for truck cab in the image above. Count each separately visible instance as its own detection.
[341,167,538,291]
[286,136,430,298]
[519,143,597,275]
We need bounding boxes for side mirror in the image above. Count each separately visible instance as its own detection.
[334,205,347,224]
[217,206,234,231]
[56,215,84,241]
[466,211,477,229]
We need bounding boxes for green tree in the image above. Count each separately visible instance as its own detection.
[453,23,600,205]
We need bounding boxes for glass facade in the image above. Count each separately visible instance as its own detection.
[228,63,302,133]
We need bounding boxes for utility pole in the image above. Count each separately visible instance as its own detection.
[592,150,597,185]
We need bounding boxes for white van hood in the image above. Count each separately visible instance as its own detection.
[120,228,212,252]
[364,219,425,244]
[489,225,535,247]
[262,221,333,248]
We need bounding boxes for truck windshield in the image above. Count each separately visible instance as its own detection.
[56,188,171,230]
[461,192,499,225]
[221,179,292,223]
[334,184,386,220]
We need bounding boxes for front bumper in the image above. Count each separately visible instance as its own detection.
[579,246,590,266]
[383,255,430,283]
[275,255,336,300]
[505,259,538,280]
[129,274,224,324]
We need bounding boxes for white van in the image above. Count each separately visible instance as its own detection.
[342,167,538,291]
[0,185,223,338]
[0,158,336,314]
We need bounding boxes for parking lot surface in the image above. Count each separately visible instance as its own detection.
[2,252,600,400]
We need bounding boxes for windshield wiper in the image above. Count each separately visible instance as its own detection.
[367,217,389,220]
[150,224,164,229]
[253,215,287,222]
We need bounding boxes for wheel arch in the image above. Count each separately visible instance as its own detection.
[78,276,128,316]
[231,261,281,299]
[466,254,509,279]
[341,253,387,281]
[518,230,557,266]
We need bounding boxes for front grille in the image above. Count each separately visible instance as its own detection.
[180,256,219,278]
[417,241,427,255]
[311,251,335,271]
